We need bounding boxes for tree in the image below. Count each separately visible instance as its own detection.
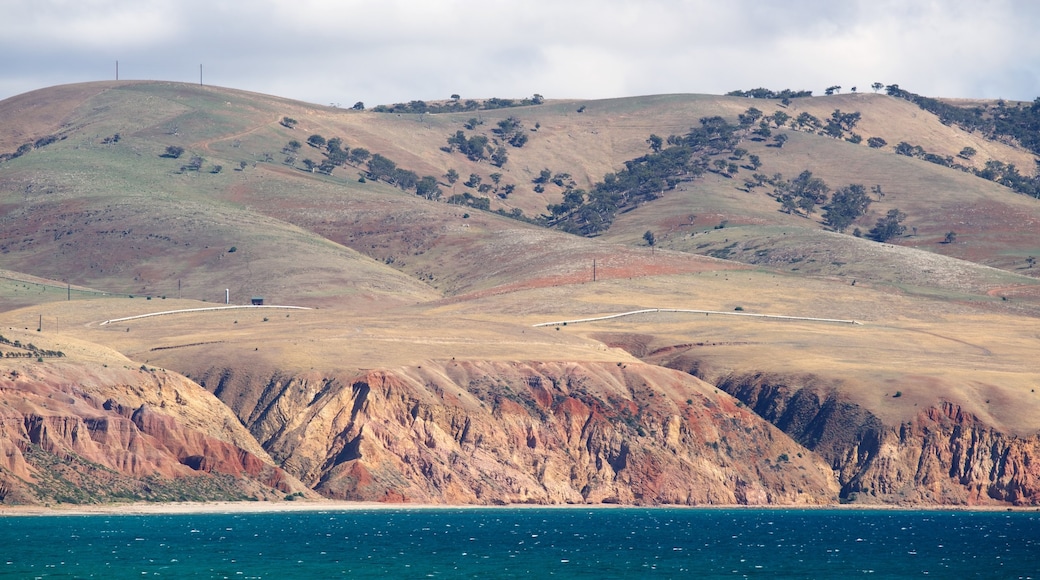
[351,102,365,110]
[1028,256,1036,269]
[738,107,763,126]
[450,94,461,101]
[185,155,204,171]
[867,136,887,149]
[871,82,884,93]
[772,134,788,148]
[771,110,790,127]
[534,168,552,184]
[822,184,871,232]
[366,154,397,181]
[646,134,663,152]
[490,146,508,167]
[869,208,907,242]
[747,154,762,170]
[348,147,370,166]
[162,146,184,159]
[280,117,297,128]
[825,85,841,95]
[307,134,326,148]
[445,168,459,187]
[943,231,957,244]
[643,230,656,254]
[958,146,977,159]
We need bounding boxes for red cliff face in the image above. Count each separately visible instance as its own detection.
[195,361,840,505]
[0,362,310,505]
[699,371,1040,506]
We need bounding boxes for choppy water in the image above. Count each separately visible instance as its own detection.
[2,507,1038,578]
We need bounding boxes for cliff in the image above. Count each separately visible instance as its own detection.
[0,361,311,504]
[192,360,840,505]
[657,364,1040,506]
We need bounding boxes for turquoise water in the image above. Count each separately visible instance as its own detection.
[1,508,1038,578]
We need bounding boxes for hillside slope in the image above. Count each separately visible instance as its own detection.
[3,81,1040,506]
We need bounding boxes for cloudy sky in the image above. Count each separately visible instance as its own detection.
[2,0,1038,106]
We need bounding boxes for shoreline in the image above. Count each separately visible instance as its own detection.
[2,500,1037,517]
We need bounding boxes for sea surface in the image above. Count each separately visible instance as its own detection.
[1,507,1038,578]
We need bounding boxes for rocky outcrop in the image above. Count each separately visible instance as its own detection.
[0,362,310,505]
[681,370,1040,506]
[194,361,840,505]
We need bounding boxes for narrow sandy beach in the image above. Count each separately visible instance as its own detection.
[1,500,1034,517]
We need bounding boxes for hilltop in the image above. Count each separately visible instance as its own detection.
[1,81,1040,506]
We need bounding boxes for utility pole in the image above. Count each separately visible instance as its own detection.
[116,60,119,80]
[200,64,203,86]
[593,259,596,282]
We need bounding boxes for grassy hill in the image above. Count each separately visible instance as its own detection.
[3,81,1040,506]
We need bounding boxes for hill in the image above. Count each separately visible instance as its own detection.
[2,81,1040,506]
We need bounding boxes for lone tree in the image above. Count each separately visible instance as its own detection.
[943,231,957,244]
[643,230,656,254]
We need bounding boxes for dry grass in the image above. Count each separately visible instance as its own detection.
[5,81,1040,443]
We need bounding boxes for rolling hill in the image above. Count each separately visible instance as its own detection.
[2,80,1040,506]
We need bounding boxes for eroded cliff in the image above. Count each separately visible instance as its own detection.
[658,362,1040,506]
[0,362,310,504]
[193,360,840,505]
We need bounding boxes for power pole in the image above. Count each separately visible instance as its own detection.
[593,259,596,282]
[200,64,203,86]
[116,60,119,80]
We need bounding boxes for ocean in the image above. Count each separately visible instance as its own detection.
[2,507,1037,578]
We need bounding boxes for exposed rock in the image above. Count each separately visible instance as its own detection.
[194,361,840,505]
[0,361,310,505]
[670,368,1040,506]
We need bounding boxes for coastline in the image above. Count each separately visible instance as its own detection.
[2,500,1037,517]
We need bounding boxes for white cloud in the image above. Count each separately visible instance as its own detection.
[2,0,1039,105]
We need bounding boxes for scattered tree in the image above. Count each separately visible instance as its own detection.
[280,117,298,129]
[490,146,509,167]
[822,184,871,232]
[871,82,884,93]
[307,134,326,148]
[869,208,907,242]
[161,146,185,159]
[647,134,663,152]
[825,85,842,95]
[958,146,977,159]
[643,230,656,253]
[772,134,788,148]
[445,168,459,187]
[867,136,888,149]
[348,147,371,166]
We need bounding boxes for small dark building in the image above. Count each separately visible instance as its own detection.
[251,296,264,306]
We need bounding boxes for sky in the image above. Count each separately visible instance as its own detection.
[2,0,1039,107]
